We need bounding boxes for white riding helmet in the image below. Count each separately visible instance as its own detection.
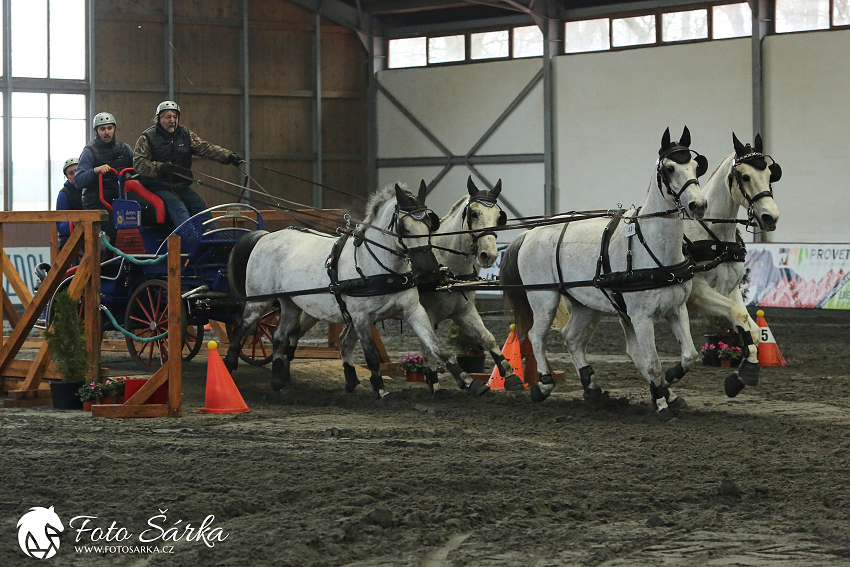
[156,100,180,117]
[93,112,116,130]
[62,157,79,174]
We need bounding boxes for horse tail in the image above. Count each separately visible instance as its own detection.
[228,230,270,298]
[501,232,534,340]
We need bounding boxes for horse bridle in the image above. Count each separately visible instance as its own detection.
[656,145,708,212]
[730,150,781,228]
[350,203,440,276]
[461,195,507,248]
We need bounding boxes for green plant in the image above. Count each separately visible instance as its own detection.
[43,291,89,382]
[447,324,483,354]
[76,382,104,402]
[102,377,126,396]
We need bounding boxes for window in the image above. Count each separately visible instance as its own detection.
[12,93,86,211]
[834,0,850,25]
[513,25,544,57]
[429,35,464,64]
[713,3,752,38]
[776,0,830,32]
[471,30,509,60]
[663,9,708,41]
[566,19,611,53]
[388,37,426,69]
[49,0,86,80]
[612,15,656,47]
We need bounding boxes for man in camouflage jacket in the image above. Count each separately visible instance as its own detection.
[133,100,243,228]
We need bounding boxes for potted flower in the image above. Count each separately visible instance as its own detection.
[717,342,743,367]
[448,324,486,373]
[77,382,105,411]
[700,342,720,367]
[399,353,428,382]
[102,377,126,404]
[43,290,89,410]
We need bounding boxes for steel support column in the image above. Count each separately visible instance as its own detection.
[313,13,323,208]
[241,0,250,194]
[166,0,174,100]
[365,35,385,195]
[3,0,12,211]
[751,0,772,242]
[542,17,560,217]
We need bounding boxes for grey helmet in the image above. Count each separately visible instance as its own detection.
[156,100,180,117]
[62,157,79,174]
[92,112,116,130]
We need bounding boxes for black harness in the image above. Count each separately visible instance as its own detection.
[555,209,695,319]
[684,220,747,273]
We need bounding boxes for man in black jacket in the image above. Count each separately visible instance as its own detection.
[133,101,242,228]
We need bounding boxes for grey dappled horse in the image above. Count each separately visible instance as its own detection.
[224,183,490,398]
[502,127,708,421]
[685,133,781,398]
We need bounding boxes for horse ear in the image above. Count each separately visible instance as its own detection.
[417,179,427,204]
[661,127,671,149]
[490,179,502,199]
[467,176,479,196]
[732,132,746,156]
[679,126,691,148]
[754,133,764,153]
[395,183,413,208]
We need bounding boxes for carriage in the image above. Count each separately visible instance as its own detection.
[37,168,271,369]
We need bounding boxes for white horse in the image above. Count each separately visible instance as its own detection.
[501,127,708,421]
[288,177,523,395]
[224,183,490,397]
[684,133,781,397]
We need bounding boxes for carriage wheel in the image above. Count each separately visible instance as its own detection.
[46,276,84,325]
[124,280,199,368]
[234,308,279,366]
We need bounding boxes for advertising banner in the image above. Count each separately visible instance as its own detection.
[743,243,850,309]
[2,247,51,306]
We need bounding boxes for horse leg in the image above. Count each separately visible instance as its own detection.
[338,324,361,393]
[660,302,700,411]
[452,304,523,391]
[285,313,319,361]
[629,316,676,422]
[562,303,606,402]
[688,281,759,397]
[405,304,489,396]
[351,319,390,399]
[223,300,273,373]
[525,290,561,403]
[270,300,302,391]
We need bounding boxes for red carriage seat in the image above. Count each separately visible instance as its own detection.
[124,178,166,225]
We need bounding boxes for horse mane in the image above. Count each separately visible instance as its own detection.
[365,183,406,223]
[442,195,468,222]
[704,152,735,185]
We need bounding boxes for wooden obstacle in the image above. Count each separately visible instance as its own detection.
[93,236,182,418]
[1,211,104,407]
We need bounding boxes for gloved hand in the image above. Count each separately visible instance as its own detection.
[159,163,176,177]
[228,153,244,166]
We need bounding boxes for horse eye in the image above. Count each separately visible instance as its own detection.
[742,174,750,182]
[666,165,675,173]
[470,211,479,219]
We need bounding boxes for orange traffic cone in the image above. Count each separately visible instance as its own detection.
[756,310,786,367]
[198,341,250,413]
[488,325,527,390]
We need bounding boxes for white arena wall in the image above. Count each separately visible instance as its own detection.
[376,30,849,244]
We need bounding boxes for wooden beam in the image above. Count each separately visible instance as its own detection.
[92,404,169,418]
[167,236,182,417]
[123,365,169,405]
[1,250,34,308]
[83,221,102,382]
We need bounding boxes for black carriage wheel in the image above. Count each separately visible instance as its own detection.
[46,276,84,326]
[233,307,279,366]
[124,280,197,369]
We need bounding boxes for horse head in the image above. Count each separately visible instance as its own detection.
[394,182,441,278]
[657,126,708,219]
[463,176,506,268]
[729,133,781,231]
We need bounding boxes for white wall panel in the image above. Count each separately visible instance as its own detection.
[556,39,752,213]
[764,29,850,243]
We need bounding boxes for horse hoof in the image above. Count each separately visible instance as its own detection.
[656,407,677,422]
[530,384,549,403]
[584,388,610,403]
[468,379,490,397]
[668,396,690,411]
[271,377,287,391]
[432,388,450,400]
[725,373,746,398]
[344,377,360,393]
[454,377,468,390]
[223,358,238,374]
[503,374,525,391]
[738,360,760,387]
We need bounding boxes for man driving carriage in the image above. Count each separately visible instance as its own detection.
[75,112,134,246]
[132,100,243,228]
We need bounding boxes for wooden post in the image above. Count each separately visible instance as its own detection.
[84,218,102,381]
[167,236,182,417]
